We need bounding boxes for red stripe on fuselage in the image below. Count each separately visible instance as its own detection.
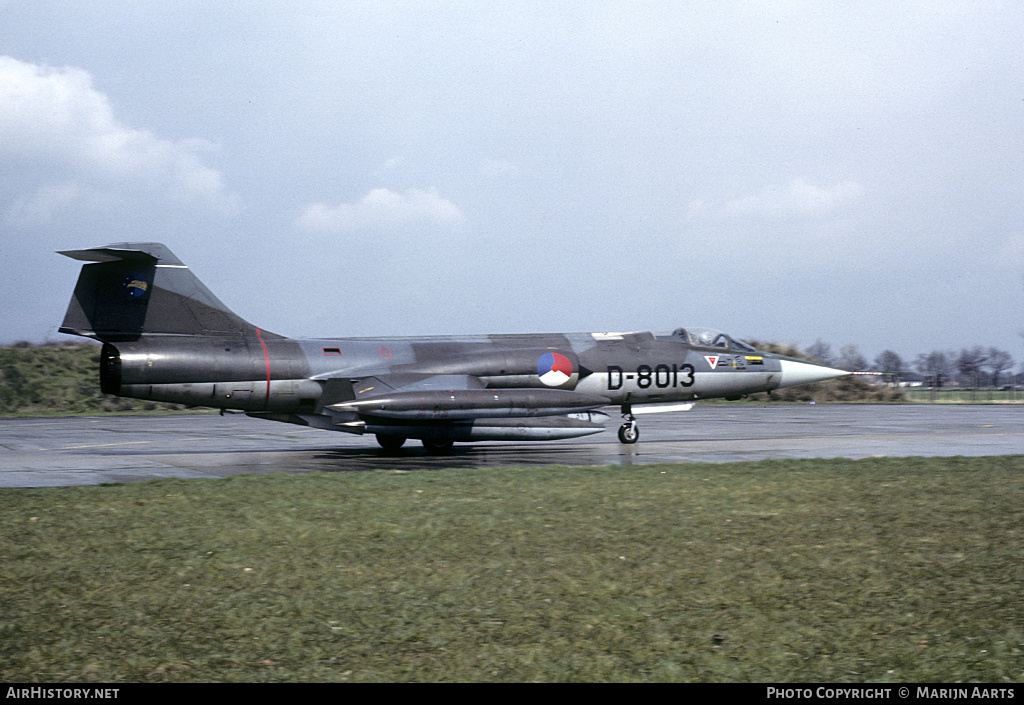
[256,327,271,410]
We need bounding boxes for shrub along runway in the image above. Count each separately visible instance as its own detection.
[1,404,1021,487]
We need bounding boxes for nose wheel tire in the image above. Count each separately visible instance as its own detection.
[618,422,639,444]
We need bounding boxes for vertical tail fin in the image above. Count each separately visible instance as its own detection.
[58,242,275,341]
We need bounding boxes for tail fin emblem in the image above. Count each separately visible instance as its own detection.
[122,274,149,299]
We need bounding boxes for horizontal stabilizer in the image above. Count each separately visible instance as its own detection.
[58,243,184,266]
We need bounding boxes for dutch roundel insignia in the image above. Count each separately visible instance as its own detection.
[537,352,573,387]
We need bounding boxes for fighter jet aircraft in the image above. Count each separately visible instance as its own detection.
[58,243,849,452]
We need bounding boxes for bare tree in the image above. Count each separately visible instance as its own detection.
[986,348,1014,387]
[873,350,904,386]
[956,346,988,387]
[805,339,835,366]
[915,350,951,386]
[837,344,867,372]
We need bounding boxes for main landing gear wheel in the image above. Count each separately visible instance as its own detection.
[618,422,639,444]
[422,438,455,454]
[376,434,407,450]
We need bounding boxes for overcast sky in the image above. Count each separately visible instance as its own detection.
[2,1,1022,366]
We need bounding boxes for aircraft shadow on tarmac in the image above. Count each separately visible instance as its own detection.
[309,442,641,471]
[71,439,641,472]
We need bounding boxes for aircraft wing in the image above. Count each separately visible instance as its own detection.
[323,373,610,421]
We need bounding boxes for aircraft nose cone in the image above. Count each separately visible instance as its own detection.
[776,359,851,388]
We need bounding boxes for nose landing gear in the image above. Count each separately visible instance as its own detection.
[618,405,639,444]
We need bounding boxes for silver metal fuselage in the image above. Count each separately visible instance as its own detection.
[60,242,849,445]
[110,331,784,413]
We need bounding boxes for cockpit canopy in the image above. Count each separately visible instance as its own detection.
[659,327,759,353]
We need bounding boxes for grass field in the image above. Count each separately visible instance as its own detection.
[2,457,1022,682]
[903,388,1023,404]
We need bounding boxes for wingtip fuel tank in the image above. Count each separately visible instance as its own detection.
[328,388,611,420]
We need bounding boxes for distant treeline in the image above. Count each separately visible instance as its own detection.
[744,341,904,404]
[801,340,1020,389]
[0,341,898,417]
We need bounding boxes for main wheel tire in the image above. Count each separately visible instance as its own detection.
[376,434,406,450]
[422,438,455,454]
[618,423,639,444]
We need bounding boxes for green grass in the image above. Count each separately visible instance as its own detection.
[2,457,1022,682]
[903,388,1024,404]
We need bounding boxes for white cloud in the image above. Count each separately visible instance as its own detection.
[689,179,864,221]
[0,55,235,219]
[5,182,116,226]
[294,187,465,233]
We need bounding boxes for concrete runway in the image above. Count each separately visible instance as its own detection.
[1,404,1021,488]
